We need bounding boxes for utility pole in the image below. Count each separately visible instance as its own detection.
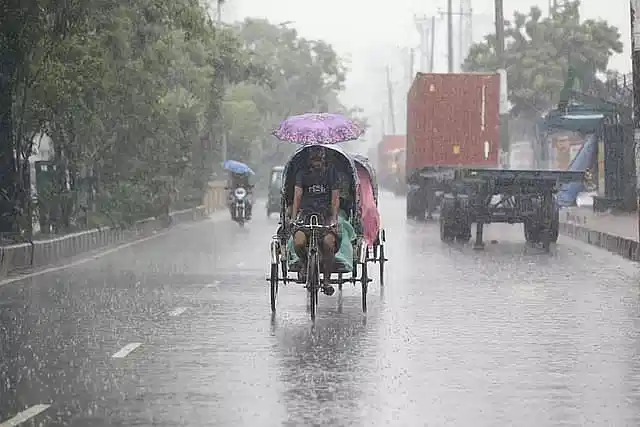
[494,0,505,70]
[385,66,396,134]
[437,8,473,72]
[447,0,454,72]
[632,0,640,241]
[458,0,464,71]
[414,15,434,72]
[430,16,436,72]
[409,48,414,84]
[216,0,228,164]
[494,0,509,168]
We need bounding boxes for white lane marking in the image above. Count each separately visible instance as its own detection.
[0,404,50,427]
[0,216,224,288]
[205,280,221,289]
[111,342,143,359]
[168,307,187,316]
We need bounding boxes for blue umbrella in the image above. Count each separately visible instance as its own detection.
[223,160,255,175]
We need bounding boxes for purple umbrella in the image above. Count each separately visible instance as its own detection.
[271,113,364,145]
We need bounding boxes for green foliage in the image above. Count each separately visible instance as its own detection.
[2,1,365,235]
[463,0,623,115]
[221,18,366,182]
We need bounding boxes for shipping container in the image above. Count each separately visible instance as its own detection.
[406,72,500,175]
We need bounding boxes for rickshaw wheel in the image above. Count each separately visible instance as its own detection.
[361,262,368,313]
[270,263,278,312]
[308,252,320,320]
[378,243,385,286]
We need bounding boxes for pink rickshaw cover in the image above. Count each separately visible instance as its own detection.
[356,166,380,247]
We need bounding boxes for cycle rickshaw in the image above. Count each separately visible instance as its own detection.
[267,144,389,319]
[349,152,388,285]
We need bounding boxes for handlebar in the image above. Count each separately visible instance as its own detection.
[292,214,336,231]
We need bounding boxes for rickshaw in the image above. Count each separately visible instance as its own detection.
[348,152,388,285]
[266,166,284,217]
[267,144,387,319]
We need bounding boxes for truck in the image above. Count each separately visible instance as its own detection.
[405,72,584,250]
[376,135,406,193]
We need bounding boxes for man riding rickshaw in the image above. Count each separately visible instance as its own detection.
[268,112,387,319]
[288,145,341,295]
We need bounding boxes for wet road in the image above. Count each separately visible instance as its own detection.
[2,194,640,426]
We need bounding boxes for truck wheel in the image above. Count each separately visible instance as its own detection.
[549,202,560,243]
[406,193,423,220]
[456,224,472,243]
[439,204,456,242]
[524,220,541,243]
[439,215,454,241]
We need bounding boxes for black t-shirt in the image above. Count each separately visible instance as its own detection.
[295,166,339,214]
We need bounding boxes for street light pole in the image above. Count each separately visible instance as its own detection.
[216,0,228,164]
[447,0,453,72]
[494,0,509,168]
[632,0,640,242]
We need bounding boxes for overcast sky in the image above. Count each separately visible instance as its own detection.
[220,0,629,144]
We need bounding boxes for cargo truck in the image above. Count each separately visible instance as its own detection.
[376,135,406,193]
[405,72,584,250]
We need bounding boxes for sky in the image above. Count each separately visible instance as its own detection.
[220,0,630,146]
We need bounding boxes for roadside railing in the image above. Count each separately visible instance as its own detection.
[0,181,228,277]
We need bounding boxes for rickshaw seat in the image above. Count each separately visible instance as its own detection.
[286,209,356,273]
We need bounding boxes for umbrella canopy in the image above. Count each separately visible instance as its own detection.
[223,160,255,175]
[271,112,364,145]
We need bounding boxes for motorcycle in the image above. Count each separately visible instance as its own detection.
[229,186,252,226]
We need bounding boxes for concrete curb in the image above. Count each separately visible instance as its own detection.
[559,219,639,262]
[0,206,209,277]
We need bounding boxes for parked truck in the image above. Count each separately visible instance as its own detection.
[376,135,406,193]
[405,72,584,250]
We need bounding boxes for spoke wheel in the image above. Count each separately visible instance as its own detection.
[308,252,320,321]
[361,261,368,313]
[270,263,278,312]
[378,243,385,286]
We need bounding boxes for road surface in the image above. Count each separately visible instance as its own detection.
[2,194,640,426]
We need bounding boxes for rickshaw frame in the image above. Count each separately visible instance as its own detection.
[349,153,388,285]
[267,144,386,317]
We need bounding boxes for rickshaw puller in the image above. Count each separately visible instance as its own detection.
[290,146,340,296]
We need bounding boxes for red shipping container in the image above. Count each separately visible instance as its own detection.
[406,72,500,174]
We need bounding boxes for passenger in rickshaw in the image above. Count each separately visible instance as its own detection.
[290,145,340,295]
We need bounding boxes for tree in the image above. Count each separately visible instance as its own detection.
[5,0,265,234]
[0,0,90,236]
[463,1,623,116]
[2,6,362,237]
[220,18,367,179]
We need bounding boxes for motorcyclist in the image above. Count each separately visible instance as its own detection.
[227,172,253,219]
[290,145,340,296]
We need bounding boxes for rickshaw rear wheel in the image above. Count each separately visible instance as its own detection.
[378,244,385,286]
[361,262,368,313]
[270,263,278,312]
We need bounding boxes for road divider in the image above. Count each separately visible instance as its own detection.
[0,180,229,278]
[559,211,639,262]
[0,207,206,277]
